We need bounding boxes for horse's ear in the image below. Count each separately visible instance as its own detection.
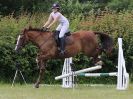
[24,28,27,31]
[23,28,28,33]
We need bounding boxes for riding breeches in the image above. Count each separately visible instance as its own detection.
[56,22,69,38]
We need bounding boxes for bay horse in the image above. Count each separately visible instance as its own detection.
[15,27,113,88]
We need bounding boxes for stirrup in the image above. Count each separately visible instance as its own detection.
[60,50,65,55]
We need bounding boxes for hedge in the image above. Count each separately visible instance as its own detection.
[0,11,133,84]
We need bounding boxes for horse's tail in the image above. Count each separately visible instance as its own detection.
[94,31,113,55]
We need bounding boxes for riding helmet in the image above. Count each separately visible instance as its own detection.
[52,3,60,9]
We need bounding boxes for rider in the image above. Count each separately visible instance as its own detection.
[42,3,69,55]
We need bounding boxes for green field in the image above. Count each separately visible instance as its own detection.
[0,84,133,99]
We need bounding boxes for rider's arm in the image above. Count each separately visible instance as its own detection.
[47,14,61,28]
[43,14,53,28]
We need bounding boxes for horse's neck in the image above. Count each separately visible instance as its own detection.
[28,31,54,48]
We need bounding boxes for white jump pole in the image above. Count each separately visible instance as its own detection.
[117,38,129,90]
[55,65,102,80]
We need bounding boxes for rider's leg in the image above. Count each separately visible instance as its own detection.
[56,24,62,32]
[59,24,69,55]
[55,24,62,37]
[54,24,62,47]
[60,37,65,54]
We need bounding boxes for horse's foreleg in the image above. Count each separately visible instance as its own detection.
[36,56,41,69]
[34,60,46,88]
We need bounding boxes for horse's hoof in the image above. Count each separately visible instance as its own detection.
[95,61,103,66]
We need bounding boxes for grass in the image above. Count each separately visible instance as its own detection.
[0,84,133,99]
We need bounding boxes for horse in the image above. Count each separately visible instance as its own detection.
[15,27,113,88]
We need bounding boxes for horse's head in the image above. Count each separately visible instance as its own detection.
[15,26,53,53]
[15,28,29,53]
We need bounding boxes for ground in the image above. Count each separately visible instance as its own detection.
[0,84,133,99]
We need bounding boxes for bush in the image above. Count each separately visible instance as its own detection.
[0,11,133,84]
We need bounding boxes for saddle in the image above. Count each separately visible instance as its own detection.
[53,30,74,47]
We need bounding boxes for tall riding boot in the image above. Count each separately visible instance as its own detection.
[60,37,65,55]
[54,30,60,47]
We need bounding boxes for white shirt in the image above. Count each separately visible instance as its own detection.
[50,12,69,24]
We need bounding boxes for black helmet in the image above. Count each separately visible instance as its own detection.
[52,3,60,9]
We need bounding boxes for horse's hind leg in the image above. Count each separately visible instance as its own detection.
[91,48,103,66]
[92,55,103,66]
[34,59,46,88]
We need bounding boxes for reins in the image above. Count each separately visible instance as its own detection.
[39,32,53,48]
[31,31,53,48]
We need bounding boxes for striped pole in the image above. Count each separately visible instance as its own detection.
[55,65,102,80]
[78,72,117,77]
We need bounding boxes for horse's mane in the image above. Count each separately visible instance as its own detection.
[24,26,53,33]
[27,27,45,32]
